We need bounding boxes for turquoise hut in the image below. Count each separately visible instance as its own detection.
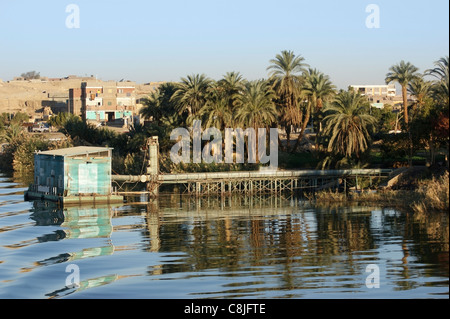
[26,146,123,205]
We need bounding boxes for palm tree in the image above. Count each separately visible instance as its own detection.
[267,50,309,149]
[407,76,432,115]
[0,123,25,143]
[199,90,233,130]
[139,90,162,122]
[385,61,419,125]
[426,56,449,107]
[427,56,449,80]
[171,74,212,122]
[140,82,181,127]
[292,68,336,152]
[322,90,377,159]
[235,80,277,130]
[216,71,245,110]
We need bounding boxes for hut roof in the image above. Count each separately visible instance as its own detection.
[37,146,112,157]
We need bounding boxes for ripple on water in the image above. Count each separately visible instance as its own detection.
[0,177,448,299]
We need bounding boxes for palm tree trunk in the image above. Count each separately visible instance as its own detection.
[402,85,413,166]
[286,126,291,150]
[278,135,285,152]
[291,101,311,153]
[402,85,409,125]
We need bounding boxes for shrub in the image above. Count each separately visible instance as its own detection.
[413,171,449,213]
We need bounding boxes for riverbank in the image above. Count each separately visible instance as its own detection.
[313,169,449,214]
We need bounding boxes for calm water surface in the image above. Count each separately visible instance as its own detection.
[0,175,448,299]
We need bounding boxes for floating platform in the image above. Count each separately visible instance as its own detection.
[25,188,124,206]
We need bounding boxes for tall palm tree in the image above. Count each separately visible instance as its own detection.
[139,90,162,122]
[322,90,377,158]
[235,80,278,163]
[0,123,25,143]
[140,82,181,127]
[171,74,212,122]
[426,56,449,107]
[199,90,233,130]
[407,75,432,115]
[267,50,308,149]
[385,61,419,125]
[427,56,449,80]
[235,80,277,130]
[292,68,336,152]
[216,71,245,110]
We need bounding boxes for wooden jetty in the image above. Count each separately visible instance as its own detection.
[112,168,393,197]
[111,136,395,197]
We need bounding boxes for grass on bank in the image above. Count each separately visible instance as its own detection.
[313,171,449,213]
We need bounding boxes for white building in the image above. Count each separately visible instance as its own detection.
[351,84,396,98]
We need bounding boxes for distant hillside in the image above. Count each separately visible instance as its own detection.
[0,77,162,121]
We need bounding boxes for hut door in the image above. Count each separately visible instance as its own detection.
[78,163,98,194]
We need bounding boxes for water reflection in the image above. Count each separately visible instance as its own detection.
[0,180,448,298]
[136,195,448,297]
[31,202,114,239]
[14,202,115,272]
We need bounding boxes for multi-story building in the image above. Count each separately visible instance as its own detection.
[350,84,398,109]
[351,84,396,99]
[69,81,136,123]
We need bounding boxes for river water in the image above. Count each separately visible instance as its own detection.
[0,174,448,299]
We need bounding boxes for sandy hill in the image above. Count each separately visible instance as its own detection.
[0,78,161,120]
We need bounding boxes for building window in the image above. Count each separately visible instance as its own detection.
[108,101,112,106]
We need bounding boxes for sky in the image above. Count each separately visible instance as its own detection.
[0,0,448,89]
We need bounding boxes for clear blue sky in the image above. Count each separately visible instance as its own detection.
[0,0,448,89]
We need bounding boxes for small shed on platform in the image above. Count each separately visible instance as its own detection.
[26,146,123,205]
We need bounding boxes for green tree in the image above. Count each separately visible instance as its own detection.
[322,90,377,159]
[407,75,433,121]
[385,61,419,126]
[0,123,25,143]
[235,80,277,130]
[140,82,182,126]
[20,71,40,80]
[292,68,336,152]
[171,74,212,123]
[199,89,233,130]
[139,90,162,122]
[216,71,246,112]
[427,56,449,107]
[267,50,308,149]
[48,112,79,128]
[235,80,277,164]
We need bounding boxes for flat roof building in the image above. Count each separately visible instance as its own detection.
[350,84,398,109]
[69,81,136,123]
[25,146,123,205]
[351,84,396,98]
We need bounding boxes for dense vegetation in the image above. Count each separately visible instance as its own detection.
[1,52,448,190]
